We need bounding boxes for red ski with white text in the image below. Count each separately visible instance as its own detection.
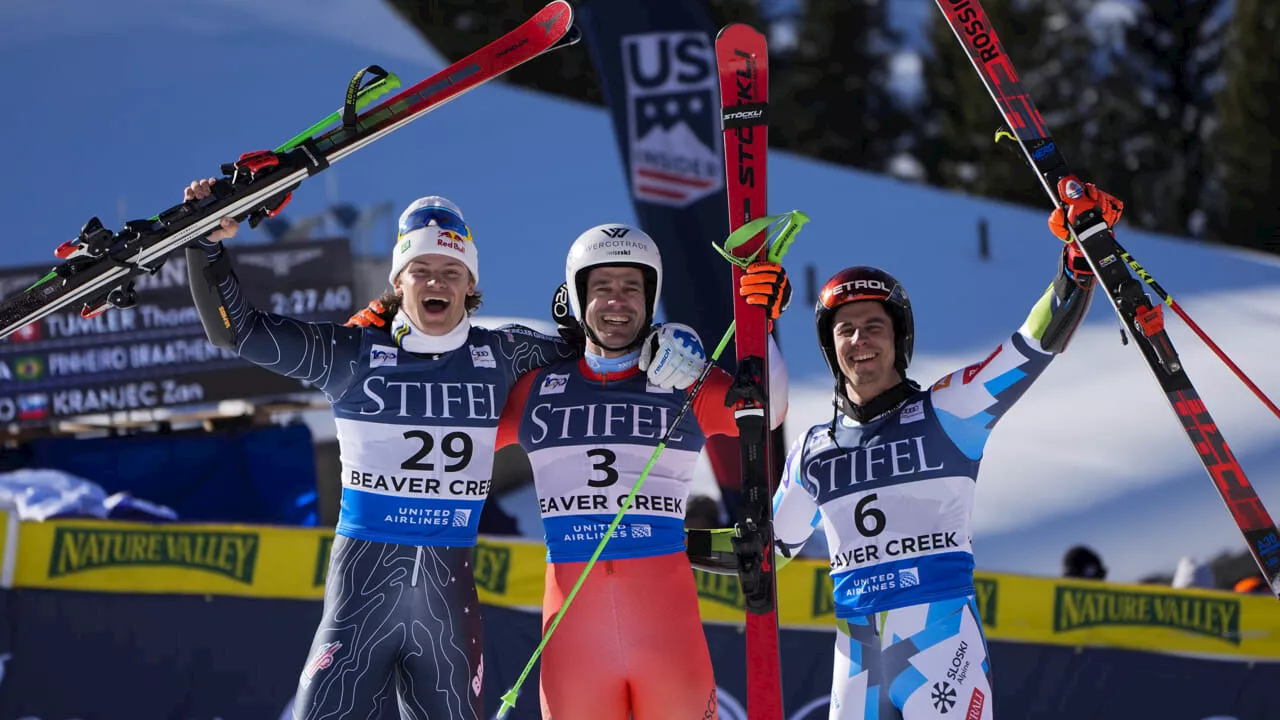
[932,0,1280,597]
[716,23,784,720]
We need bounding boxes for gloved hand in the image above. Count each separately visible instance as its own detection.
[639,322,707,390]
[1049,181,1124,289]
[1048,181,1124,242]
[740,260,791,328]
[345,299,388,328]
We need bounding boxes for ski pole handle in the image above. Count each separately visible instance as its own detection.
[275,69,403,153]
[715,210,810,268]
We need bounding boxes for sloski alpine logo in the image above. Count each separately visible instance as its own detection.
[621,32,723,207]
[932,681,958,713]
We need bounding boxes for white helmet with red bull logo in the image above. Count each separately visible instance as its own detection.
[388,196,478,285]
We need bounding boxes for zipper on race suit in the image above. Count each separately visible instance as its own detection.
[606,560,614,575]
[412,546,423,587]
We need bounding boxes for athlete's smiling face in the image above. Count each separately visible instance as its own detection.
[584,265,647,357]
[831,301,899,404]
[394,254,475,335]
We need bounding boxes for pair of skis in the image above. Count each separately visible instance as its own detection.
[930,0,1280,596]
[717,23,788,720]
[0,1,581,342]
[719,4,1280,716]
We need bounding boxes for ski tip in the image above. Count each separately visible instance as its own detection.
[541,0,572,16]
[532,0,575,44]
[715,22,763,42]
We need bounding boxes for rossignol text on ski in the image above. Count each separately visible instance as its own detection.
[933,0,1280,597]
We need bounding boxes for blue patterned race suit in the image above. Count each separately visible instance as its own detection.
[773,268,1092,720]
[188,240,575,719]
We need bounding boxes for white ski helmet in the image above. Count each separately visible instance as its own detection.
[564,223,663,340]
[389,195,477,286]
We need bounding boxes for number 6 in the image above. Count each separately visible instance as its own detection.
[854,494,886,537]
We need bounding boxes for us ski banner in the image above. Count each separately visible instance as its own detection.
[716,23,786,720]
[932,0,1280,597]
[0,1,580,342]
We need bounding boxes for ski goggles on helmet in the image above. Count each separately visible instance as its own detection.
[398,205,472,241]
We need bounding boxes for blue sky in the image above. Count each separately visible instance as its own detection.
[5,0,1280,583]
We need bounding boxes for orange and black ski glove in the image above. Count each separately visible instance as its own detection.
[345,299,388,328]
[1048,182,1125,288]
[740,260,791,327]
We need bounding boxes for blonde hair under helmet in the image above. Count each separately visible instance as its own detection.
[388,196,479,285]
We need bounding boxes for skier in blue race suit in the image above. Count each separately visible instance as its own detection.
[181,179,707,720]
[771,183,1123,720]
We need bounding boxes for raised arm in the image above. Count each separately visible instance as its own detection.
[930,240,1097,459]
[184,179,366,402]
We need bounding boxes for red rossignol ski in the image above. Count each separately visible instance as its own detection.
[0,1,579,341]
[932,0,1280,596]
[716,23,785,719]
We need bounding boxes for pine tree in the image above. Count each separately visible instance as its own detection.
[770,0,909,173]
[1110,0,1227,237]
[1212,0,1280,251]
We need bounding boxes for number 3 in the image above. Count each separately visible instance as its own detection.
[587,449,619,488]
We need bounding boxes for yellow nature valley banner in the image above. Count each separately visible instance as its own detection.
[8,516,1280,661]
[13,518,328,600]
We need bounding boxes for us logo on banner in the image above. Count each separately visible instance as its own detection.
[621,32,723,207]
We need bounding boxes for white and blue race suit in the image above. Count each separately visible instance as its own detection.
[190,241,575,720]
[773,271,1092,720]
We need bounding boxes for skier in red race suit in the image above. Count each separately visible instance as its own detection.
[494,223,790,720]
